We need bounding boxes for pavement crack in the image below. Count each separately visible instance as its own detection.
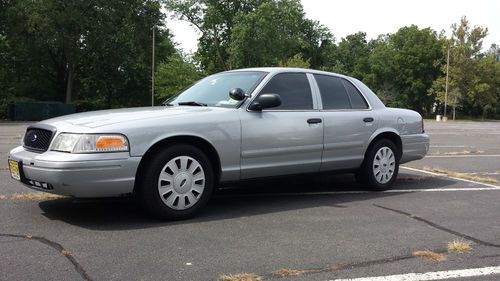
[263,248,449,280]
[0,233,93,281]
[373,204,500,248]
[479,254,500,259]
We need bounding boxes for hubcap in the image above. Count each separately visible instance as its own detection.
[373,146,396,184]
[157,156,205,210]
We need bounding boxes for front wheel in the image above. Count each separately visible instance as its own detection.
[137,144,214,220]
[356,139,399,191]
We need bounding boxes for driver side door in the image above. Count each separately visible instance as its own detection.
[239,72,324,179]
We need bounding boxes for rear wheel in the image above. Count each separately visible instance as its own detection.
[356,139,399,191]
[138,144,214,220]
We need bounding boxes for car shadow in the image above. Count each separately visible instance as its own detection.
[38,172,458,231]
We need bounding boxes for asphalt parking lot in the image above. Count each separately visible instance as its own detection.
[1,120,499,281]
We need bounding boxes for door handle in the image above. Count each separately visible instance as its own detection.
[307,118,322,124]
[363,117,374,123]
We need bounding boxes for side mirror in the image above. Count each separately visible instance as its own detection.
[229,88,247,101]
[249,93,282,111]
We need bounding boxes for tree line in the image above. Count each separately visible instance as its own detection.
[1,0,498,119]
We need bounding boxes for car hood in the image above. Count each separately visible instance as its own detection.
[40,106,228,129]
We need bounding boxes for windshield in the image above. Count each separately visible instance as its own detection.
[166,71,267,107]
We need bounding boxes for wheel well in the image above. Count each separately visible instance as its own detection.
[133,136,221,193]
[366,132,402,160]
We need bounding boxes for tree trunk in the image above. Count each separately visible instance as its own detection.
[452,96,456,120]
[213,28,228,70]
[106,85,113,109]
[65,65,74,104]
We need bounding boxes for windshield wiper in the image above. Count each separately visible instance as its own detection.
[177,101,208,106]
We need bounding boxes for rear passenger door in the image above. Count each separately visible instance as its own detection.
[240,73,324,179]
[312,74,377,171]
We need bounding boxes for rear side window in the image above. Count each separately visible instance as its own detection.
[259,73,313,110]
[342,79,369,109]
[314,74,351,109]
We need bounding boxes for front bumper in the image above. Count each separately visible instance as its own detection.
[400,133,430,164]
[8,146,141,198]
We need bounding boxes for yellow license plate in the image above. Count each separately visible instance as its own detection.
[8,160,21,181]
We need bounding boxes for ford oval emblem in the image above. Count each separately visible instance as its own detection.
[31,133,38,142]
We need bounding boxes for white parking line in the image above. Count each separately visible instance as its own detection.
[331,265,500,281]
[217,186,500,199]
[430,145,468,148]
[426,154,500,158]
[387,187,499,192]
[466,172,500,175]
[401,166,499,188]
[216,167,499,198]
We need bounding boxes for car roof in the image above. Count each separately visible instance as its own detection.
[227,67,386,110]
[228,67,349,78]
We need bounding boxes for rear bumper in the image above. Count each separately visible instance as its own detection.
[8,146,141,198]
[400,133,429,164]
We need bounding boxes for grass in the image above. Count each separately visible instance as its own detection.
[0,193,66,200]
[448,239,472,253]
[9,193,66,200]
[413,250,447,262]
[272,268,307,277]
[422,167,499,184]
[219,273,263,281]
[61,250,71,256]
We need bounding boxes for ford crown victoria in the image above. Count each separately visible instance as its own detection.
[8,68,429,219]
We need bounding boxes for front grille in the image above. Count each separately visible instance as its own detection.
[23,128,53,152]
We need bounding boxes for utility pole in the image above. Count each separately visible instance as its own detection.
[151,26,155,107]
[444,42,450,118]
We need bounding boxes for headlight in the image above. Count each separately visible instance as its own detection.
[51,133,129,153]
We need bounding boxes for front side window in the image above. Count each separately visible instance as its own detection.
[258,73,313,110]
[167,71,267,107]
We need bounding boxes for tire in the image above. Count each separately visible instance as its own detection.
[137,144,214,220]
[356,139,399,191]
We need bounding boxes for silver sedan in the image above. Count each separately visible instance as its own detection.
[8,67,429,219]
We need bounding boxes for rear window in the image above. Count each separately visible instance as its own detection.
[314,74,351,110]
[342,79,368,109]
[314,74,369,110]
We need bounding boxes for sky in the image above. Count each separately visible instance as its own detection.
[165,0,499,54]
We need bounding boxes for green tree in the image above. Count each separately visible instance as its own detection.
[5,0,99,103]
[363,27,442,112]
[299,19,333,68]
[432,16,496,117]
[155,53,204,102]
[76,1,175,109]
[324,32,371,80]
[475,52,499,118]
[2,0,176,112]
[278,53,310,68]
[228,0,305,68]
[166,0,267,73]
[388,26,443,112]
[166,0,332,72]
[363,35,398,105]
